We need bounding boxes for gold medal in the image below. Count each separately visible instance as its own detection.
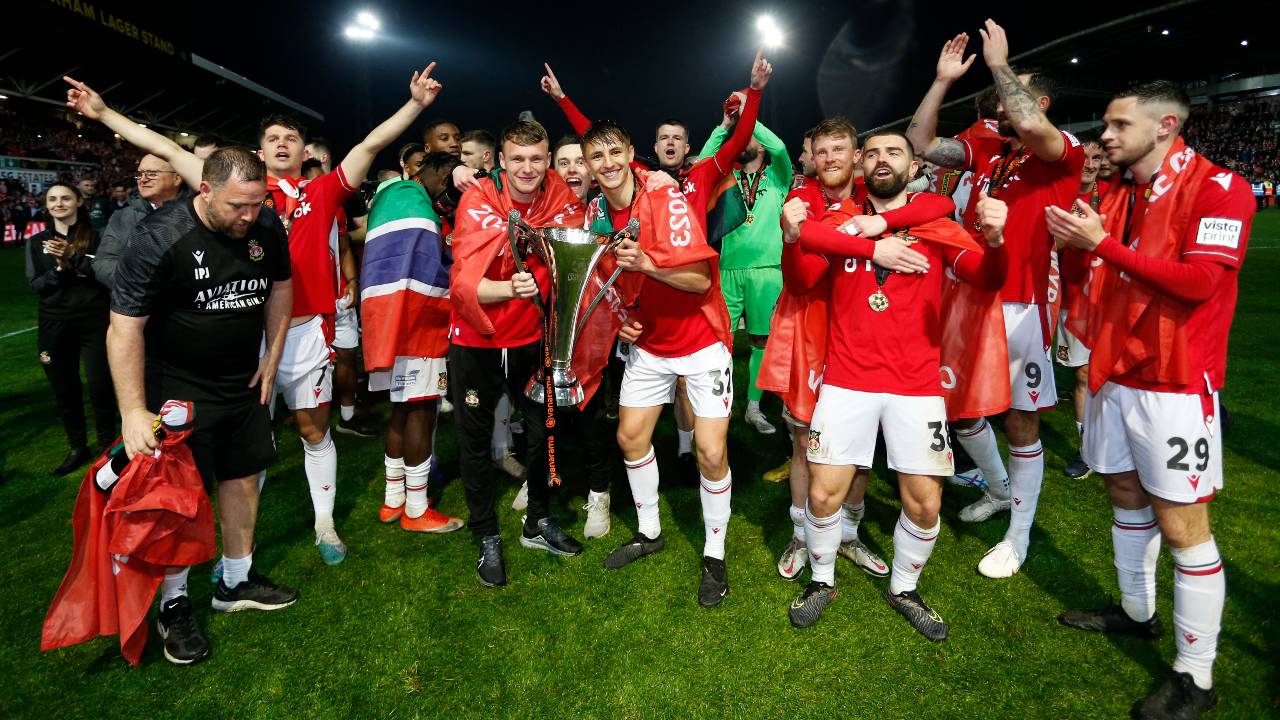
[868,289,889,312]
[745,212,755,224]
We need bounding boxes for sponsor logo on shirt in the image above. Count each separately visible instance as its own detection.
[194,278,270,310]
[1195,217,1242,249]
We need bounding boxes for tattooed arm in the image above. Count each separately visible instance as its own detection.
[906,33,976,169]
[980,19,1065,162]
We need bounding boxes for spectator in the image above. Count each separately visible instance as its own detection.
[93,154,189,290]
[26,182,116,475]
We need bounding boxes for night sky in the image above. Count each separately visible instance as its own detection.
[23,0,1277,165]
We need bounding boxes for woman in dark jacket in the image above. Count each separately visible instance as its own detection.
[26,182,117,475]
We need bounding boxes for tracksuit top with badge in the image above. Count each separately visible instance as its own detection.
[112,197,291,404]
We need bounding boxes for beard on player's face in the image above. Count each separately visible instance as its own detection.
[736,144,761,165]
[996,113,1017,138]
[865,164,910,199]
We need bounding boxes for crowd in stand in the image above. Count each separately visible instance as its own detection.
[1184,96,1280,202]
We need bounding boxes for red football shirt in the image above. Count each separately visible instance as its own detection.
[270,167,356,317]
[1109,169,1253,394]
[612,204,717,358]
[960,132,1084,305]
[449,199,551,349]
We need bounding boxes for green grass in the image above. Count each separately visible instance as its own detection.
[2,215,1279,719]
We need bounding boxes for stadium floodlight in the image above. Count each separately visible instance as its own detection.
[1240,39,1249,46]
[756,15,784,48]
[0,93,8,100]
[344,25,375,40]
[180,132,189,137]
[355,10,380,31]
[1070,57,1079,64]
[1161,29,1170,36]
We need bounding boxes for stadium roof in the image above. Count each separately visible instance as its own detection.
[2,3,323,143]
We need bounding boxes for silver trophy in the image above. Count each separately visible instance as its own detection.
[507,210,639,406]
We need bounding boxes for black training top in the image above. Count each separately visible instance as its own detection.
[26,225,110,319]
[112,196,290,404]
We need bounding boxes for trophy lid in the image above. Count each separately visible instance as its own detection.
[536,227,611,245]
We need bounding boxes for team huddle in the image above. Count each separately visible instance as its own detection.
[47,18,1250,720]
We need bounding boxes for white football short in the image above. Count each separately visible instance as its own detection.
[620,342,732,419]
[369,356,449,403]
[1054,309,1090,368]
[1004,302,1057,411]
[806,385,954,477]
[271,315,333,411]
[332,300,359,350]
[1082,381,1222,504]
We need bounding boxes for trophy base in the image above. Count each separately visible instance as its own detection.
[525,375,585,407]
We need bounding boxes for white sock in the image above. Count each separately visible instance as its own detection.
[1004,440,1044,558]
[699,470,732,560]
[677,428,693,456]
[625,447,661,539]
[1075,421,1084,438]
[405,458,431,519]
[492,395,511,460]
[340,404,355,422]
[1171,538,1225,690]
[257,469,266,492]
[747,399,761,414]
[222,553,251,589]
[841,501,864,543]
[384,455,406,508]
[302,430,338,534]
[789,504,806,541]
[1112,506,1160,622]
[805,504,842,586]
[890,513,940,595]
[955,418,1010,500]
[160,568,189,603]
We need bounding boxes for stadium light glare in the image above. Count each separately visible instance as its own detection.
[1161,29,1170,36]
[344,25,375,40]
[756,14,784,48]
[1240,39,1249,46]
[1070,57,1079,64]
[0,94,7,100]
[180,132,189,137]
[355,10,380,30]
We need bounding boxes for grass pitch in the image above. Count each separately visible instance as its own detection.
[1,213,1277,719]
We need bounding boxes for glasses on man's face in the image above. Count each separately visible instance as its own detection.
[135,170,177,180]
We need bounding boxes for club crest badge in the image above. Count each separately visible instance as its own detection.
[465,389,479,408]
[38,351,51,365]
[437,372,448,392]
[807,429,821,455]
[248,238,264,261]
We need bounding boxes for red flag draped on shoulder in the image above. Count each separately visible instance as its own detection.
[940,258,1011,420]
[450,171,585,337]
[1071,137,1212,392]
[43,408,215,666]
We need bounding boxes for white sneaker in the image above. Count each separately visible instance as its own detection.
[838,537,889,577]
[583,491,611,539]
[439,397,453,413]
[959,492,1011,523]
[511,481,529,512]
[744,408,777,435]
[776,536,808,580]
[494,452,525,479]
[947,468,987,489]
[977,540,1024,578]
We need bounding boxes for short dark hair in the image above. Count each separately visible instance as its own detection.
[203,146,266,187]
[976,86,999,120]
[423,119,459,137]
[418,151,461,177]
[1010,66,1058,110]
[553,135,581,160]
[193,135,222,149]
[862,128,915,159]
[1112,79,1191,126]
[300,158,324,175]
[305,136,332,157]
[461,129,496,151]
[1075,129,1103,147]
[501,120,550,149]
[398,142,426,166]
[812,117,858,147]
[802,127,817,141]
[258,114,307,144]
[581,120,631,151]
[654,119,688,141]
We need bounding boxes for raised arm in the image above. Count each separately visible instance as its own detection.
[906,33,976,169]
[64,76,203,188]
[340,63,443,187]
[756,120,793,190]
[541,63,592,135]
[980,19,1064,162]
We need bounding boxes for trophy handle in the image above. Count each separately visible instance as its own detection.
[505,209,544,314]
[605,218,640,253]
